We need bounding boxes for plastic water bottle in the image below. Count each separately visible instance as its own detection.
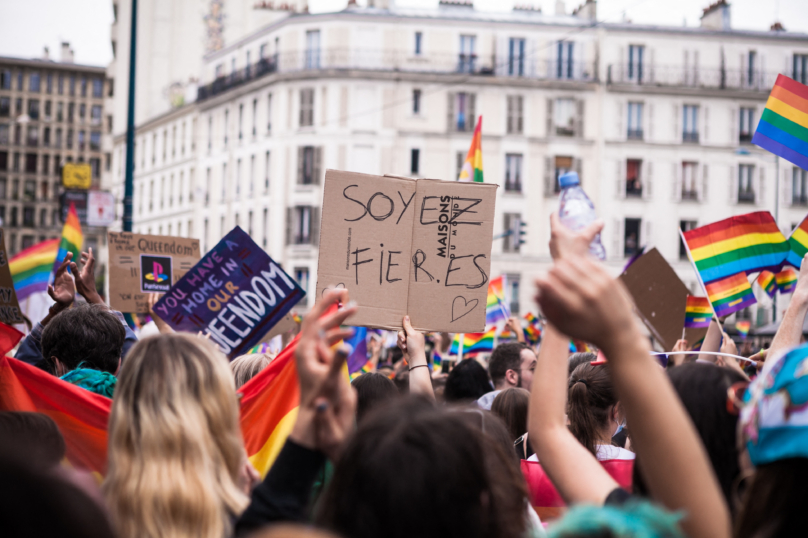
[558,171,606,260]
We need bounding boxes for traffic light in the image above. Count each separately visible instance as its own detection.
[511,217,527,249]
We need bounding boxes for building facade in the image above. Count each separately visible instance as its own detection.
[111,0,808,326]
[0,45,113,262]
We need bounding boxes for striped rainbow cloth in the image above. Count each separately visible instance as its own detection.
[684,296,712,328]
[498,326,518,341]
[450,328,496,355]
[53,203,83,273]
[9,239,59,302]
[757,271,778,299]
[349,360,374,381]
[432,350,443,373]
[787,216,808,268]
[776,268,798,293]
[486,275,510,325]
[736,320,751,339]
[682,212,789,284]
[524,312,541,344]
[458,116,483,182]
[248,342,271,355]
[752,74,808,171]
[705,272,757,318]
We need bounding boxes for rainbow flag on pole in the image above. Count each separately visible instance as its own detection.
[486,275,510,325]
[523,312,542,344]
[450,328,496,355]
[757,271,778,298]
[705,272,757,318]
[776,268,798,293]
[735,320,751,339]
[458,116,483,183]
[682,212,789,284]
[9,239,59,302]
[786,216,808,268]
[684,296,712,328]
[53,203,83,273]
[752,74,808,171]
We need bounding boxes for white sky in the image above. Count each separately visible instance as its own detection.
[0,0,805,67]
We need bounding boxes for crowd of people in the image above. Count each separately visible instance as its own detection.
[2,213,808,538]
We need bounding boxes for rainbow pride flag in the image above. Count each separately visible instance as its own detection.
[524,312,541,344]
[248,342,272,355]
[486,275,510,325]
[682,212,789,284]
[450,328,496,355]
[684,296,712,328]
[705,272,757,318]
[345,326,368,374]
[757,271,778,298]
[752,74,808,171]
[787,216,808,268]
[498,325,518,341]
[776,268,798,293]
[736,320,751,339]
[9,239,59,302]
[458,116,483,183]
[53,203,83,273]
[349,360,374,381]
[432,350,443,373]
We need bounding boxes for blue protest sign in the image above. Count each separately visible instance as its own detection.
[152,226,305,357]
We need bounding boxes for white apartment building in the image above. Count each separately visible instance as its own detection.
[111,0,808,325]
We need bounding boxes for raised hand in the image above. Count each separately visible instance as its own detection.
[148,293,174,334]
[549,212,604,261]
[397,315,425,364]
[48,253,75,308]
[70,248,103,304]
[506,316,525,342]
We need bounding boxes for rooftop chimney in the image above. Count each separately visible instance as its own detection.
[770,21,785,32]
[700,0,730,31]
[555,0,565,15]
[572,0,596,20]
[60,42,74,63]
[42,46,50,60]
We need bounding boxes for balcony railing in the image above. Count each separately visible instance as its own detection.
[627,129,643,140]
[738,191,756,203]
[683,132,699,143]
[198,51,596,101]
[608,64,787,92]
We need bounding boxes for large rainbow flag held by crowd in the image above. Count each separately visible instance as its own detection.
[752,74,808,172]
[457,116,483,183]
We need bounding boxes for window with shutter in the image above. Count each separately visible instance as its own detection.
[285,208,292,245]
[544,156,553,197]
[701,164,709,202]
[575,99,584,138]
[643,161,653,200]
[311,206,321,246]
[626,159,642,197]
[624,218,641,258]
[467,94,476,132]
[297,147,305,184]
[546,99,554,137]
[313,147,323,184]
[447,92,455,132]
[503,213,512,253]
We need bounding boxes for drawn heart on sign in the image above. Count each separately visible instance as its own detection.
[321,283,346,298]
[451,296,479,322]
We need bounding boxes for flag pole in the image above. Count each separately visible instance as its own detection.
[679,229,720,324]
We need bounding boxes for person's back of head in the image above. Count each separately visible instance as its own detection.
[231,352,274,389]
[351,372,398,424]
[444,358,492,403]
[491,387,530,441]
[489,342,529,388]
[316,397,527,538]
[568,352,596,377]
[104,333,248,538]
[0,411,65,468]
[567,363,618,457]
[0,446,115,538]
[452,406,520,466]
[42,304,125,375]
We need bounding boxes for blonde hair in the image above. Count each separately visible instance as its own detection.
[230,352,274,389]
[103,334,249,538]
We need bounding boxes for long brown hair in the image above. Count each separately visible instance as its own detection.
[567,363,617,456]
[491,387,530,441]
[104,334,249,538]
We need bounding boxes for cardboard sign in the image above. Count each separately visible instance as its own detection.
[62,163,92,189]
[0,230,24,325]
[316,170,497,332]
[152,227,305,358]
[619,248,708,351]
[108,232,202,313]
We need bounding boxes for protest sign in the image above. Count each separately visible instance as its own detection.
[619,248,708,351]
[108,232,202,313]
[316,169,497,333]
[152,227,305,358]
[0,230,24,325]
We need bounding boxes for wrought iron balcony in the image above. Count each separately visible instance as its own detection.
[607,64,786,92]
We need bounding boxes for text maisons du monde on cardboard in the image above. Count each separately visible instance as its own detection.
[316,170,498,333]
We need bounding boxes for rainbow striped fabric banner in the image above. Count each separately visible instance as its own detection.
[682,212,789,284]
[684,296,712,328]
[432,350,443,373]
[450,328,496,355]
[705,272,757,318]
[248,342,271,355]
[752,74,808,171]
[786,216,808,268]
[523,312,541,344]
[349,360,374,381]
[9,239,59,302]
[53,203,83,273]
[498,326,518,341]
[736,320,751,339]
[776,268,798,293]
[458,116,483,182]
[757,271,778,298]
[486,275,510,325]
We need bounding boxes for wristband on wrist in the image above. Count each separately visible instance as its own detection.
[409,364,429,372]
